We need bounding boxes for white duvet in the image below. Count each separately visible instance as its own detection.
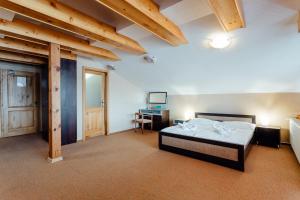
[162,118,256,146]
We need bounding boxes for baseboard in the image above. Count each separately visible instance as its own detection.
[76,128,144,140]
[48,156,63,163]
[109,128,135,135]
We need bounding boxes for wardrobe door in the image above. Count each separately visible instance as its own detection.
[40,64,48,141]
[60,59,77,145]
[41,59,77,145]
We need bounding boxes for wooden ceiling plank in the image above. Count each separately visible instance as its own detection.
[0,36,76,60]
[208,0,245,32]
[0,49,46,65]
[95,0,188,46]
[0,18,120,61]
[0,0,145,54]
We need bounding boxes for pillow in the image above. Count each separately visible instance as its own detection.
[187,118,217,126]
[222,121,256,130]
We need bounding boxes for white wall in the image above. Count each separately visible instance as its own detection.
[76,56,145,140]
[108,71,146,133]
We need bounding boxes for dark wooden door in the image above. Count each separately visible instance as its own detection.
[41,58,77,145]
[60,59,77,145]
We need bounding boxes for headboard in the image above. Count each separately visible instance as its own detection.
[195,113,256,124]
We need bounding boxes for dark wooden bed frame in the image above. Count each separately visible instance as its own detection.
[159,113,256,171]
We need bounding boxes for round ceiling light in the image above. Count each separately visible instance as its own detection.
[209,33,232,49]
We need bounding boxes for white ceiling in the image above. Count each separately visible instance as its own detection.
[99,0,300,95]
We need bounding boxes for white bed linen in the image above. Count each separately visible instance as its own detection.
[162,119,255,146]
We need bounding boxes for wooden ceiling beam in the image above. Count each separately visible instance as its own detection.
[0,30,49,46]
[298,11,300,33]
[95,0,188,46]
[208,0,245,32]
[0,49,46,65]
[0,30,74,53]
[0,18,120,61]
[0,0,145,54]
[0,36,76,60]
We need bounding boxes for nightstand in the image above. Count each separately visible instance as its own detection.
[254,126,281,148]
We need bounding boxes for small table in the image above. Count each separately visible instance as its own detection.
[255,125,281,148]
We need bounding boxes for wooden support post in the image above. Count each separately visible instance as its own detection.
[48,43,62,163]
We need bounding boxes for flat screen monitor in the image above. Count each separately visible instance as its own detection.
[149,92,167,104]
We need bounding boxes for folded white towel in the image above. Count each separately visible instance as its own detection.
[177,122,197,131]
[213,122,234,136]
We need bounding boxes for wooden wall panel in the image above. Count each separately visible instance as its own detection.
[8,109,34,129]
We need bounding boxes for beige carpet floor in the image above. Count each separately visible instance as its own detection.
[0,131,299,200]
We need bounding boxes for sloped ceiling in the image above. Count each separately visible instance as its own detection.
[59,0,182,29]
[97,0,300,95]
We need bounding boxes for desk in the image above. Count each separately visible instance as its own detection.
[139,109,169,131]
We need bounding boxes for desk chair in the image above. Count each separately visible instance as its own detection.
[134,112,153,134]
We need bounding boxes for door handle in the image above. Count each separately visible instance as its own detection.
[101,99,105,107]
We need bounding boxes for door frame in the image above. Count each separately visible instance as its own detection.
[82,66,109,140]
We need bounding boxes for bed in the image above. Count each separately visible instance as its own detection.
[159,113,256,171]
